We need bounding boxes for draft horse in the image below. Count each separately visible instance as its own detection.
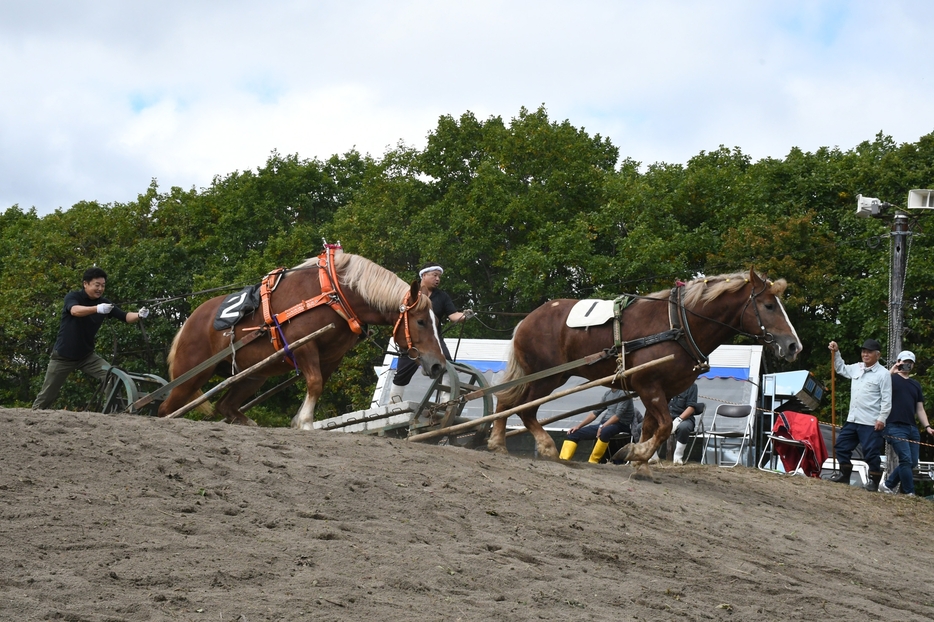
[157,248,447,429]
[488,269,802,472]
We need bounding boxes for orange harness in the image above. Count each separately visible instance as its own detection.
[258,245,365,353]
[250,245,423,365]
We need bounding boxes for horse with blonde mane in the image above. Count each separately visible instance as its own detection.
[157,249,447,428]
[488,269,802,475]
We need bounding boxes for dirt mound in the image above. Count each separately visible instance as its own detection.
[2,407,932,621]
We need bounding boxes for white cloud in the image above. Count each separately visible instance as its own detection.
[2,1,934,214]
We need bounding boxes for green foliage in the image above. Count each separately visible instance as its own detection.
[3,110,934,435]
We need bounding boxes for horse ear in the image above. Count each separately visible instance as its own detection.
[409,278,420,301]
[749,267,762,285]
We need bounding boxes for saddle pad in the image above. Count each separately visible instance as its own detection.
[566,299,615,328]
[213,284,261,331]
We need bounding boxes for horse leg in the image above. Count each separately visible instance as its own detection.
[292,355,326,431]
[214,376,266,426]
[488,418,509,455]
[612,392,671,478]
[518,407,559,460]
[157,369,217,418]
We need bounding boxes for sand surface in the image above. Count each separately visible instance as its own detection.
[2,407,933,621]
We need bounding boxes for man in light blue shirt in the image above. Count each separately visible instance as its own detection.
[828,338,891,491]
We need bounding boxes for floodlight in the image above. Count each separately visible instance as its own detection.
[907,189,934,210]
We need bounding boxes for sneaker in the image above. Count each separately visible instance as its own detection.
[905,493,916,497]
[879,480,897,495]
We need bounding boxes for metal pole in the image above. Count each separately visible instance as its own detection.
[885,212,910,482]
[887,212,910,364]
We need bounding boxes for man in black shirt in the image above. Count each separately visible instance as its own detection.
[879,350,933,495]
[32,267,148,409]
[383,263,471,405]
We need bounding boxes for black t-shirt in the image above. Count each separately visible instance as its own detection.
[53,290,128,360]
[429,289,457,330]
[889,373,924,426]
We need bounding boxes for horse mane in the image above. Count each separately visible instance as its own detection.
[296,250,425,314]
[646,271,787,308]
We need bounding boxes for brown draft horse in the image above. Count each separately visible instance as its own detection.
[488,269,802,473]
[157,250,447,429]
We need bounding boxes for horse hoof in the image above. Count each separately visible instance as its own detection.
[487,444,509,456]
[609,445,631,463]
[633,463,655,481]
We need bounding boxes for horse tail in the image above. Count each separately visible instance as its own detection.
[165,320,215,418]
[166,325,183,379]
[494,323,529,408]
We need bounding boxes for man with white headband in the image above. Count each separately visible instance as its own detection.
[383,262,472,405]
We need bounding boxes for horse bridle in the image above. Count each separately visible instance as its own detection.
[392,290,425,360]
[738,280,776,345]
[668,278,777,372]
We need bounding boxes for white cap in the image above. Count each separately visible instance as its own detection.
[897,350,916,362]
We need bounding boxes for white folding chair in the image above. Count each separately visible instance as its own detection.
[699,404,754,467]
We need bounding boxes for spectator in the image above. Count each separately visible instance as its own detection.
[559,388,637,463]
[648,383,700,465]
[33,267,148,409]
[827,338,891,491]
[880,350,933,496]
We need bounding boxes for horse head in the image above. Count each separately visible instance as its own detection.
[743,268,802,362]
[392,278,446,379]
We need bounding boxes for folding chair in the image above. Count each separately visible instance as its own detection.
[758,411,827,477]
[698,404,754,467]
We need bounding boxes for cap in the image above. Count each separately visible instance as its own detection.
[860,338,882,352]
[897,350,916,362]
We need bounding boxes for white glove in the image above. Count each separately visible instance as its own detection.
[670,417,683,436]
[463,309,475,319]
[138,307,150,319]
[97,303,113,314]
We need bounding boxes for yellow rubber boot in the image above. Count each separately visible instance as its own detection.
[589,439,610,463]
[559,440,578,461]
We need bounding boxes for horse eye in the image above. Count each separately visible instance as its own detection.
[417,319,427,326]
[764,303,774,311]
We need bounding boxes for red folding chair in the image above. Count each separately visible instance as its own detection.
[758,411,828,477]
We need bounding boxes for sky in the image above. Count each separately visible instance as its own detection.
[3,0,934,216]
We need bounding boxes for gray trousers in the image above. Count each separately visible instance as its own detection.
[32,351,109,409]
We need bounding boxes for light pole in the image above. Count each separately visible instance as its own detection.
[855,189,933,363]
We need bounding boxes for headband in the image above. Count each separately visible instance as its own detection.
[419,266,443,278]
